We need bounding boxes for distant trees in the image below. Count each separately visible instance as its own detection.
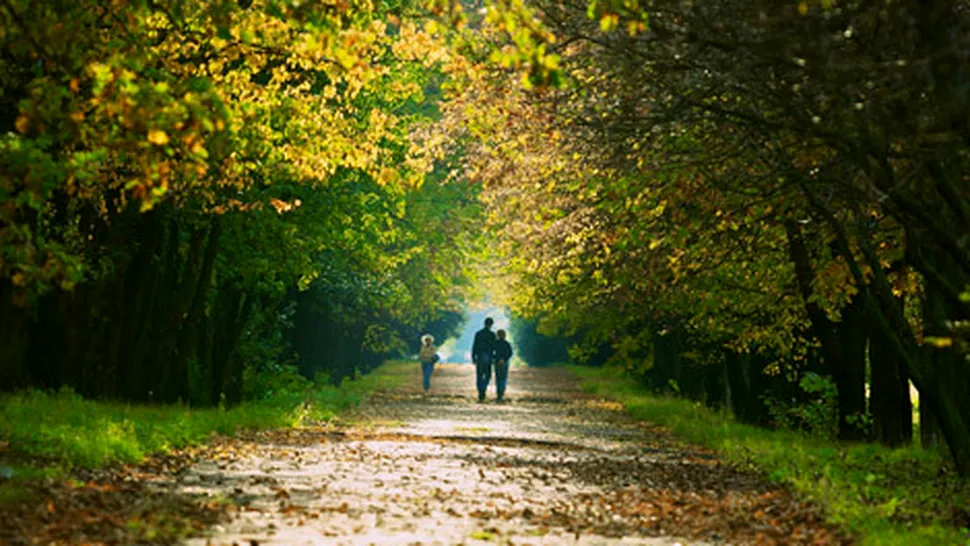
[508,314,572,366]
[449,0,970,475]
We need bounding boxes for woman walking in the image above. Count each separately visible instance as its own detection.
[419,334,438,392]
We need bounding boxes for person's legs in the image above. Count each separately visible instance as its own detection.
[495,359,509,400]
[475,355,492,401]
[421,361,434,391]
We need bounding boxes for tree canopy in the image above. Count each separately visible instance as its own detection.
[0,0,478,404]
[439,0,970,476]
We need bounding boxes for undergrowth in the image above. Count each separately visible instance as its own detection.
[569,365,970,546]
[0,360,411,472]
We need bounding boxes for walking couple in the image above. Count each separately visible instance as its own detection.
[471,317,513,402]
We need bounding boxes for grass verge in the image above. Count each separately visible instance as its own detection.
[0,360,412,491]
[569,364,970,546]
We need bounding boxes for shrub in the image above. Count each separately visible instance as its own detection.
[243,362,313,401]
[763,372,839,439]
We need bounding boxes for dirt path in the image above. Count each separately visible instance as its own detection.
[0,364,847,545]
[169,364,845,545]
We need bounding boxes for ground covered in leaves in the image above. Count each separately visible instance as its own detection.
[0,365,850,545]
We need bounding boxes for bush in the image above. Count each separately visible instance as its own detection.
[763,372,839,439]
[243,362,313,401]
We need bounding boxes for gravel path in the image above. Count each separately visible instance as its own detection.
[174,364,846,546]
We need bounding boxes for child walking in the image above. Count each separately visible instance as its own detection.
[494,329,513,402]
[419,334,438,392]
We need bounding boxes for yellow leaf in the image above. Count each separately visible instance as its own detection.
[600,14,616,32]
[925,336,953,348]
[148,129,169,146]
[377,167,397,185]
[15,114,29,134]
[191,141,208,158]
[798,1,808,15]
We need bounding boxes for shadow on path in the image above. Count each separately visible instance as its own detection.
[177,364,847,545]
[0,364,849,545]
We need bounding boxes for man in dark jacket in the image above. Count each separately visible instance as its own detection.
[471,317,497,402]
[493,329,513,402]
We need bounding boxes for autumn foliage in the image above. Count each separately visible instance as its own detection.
[441,0,970,481]
[0,0,475,404]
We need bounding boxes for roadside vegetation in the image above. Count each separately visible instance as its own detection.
[0,361,412,502]
[571,365,970,546]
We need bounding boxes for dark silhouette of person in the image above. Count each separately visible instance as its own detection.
[471,317,497,402]
[494,329,513,402]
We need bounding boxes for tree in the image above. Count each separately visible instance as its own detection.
[445,0,970,472]
[0,0,480,404]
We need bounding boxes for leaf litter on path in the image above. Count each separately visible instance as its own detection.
[0,364,851,545]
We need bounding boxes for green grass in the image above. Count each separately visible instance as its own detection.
[569,365,970,546]
[0,360,411,472]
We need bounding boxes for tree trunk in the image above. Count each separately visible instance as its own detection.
[117,209,168,400]
[0,280,29,391]
[703,358,726,410]
[916,244,970,459]
[870,319,913,447]
[171,219,221,403]
[99,276,126,399]
[864,256,966,466]
[725,351,767,424]
[786,221,867,440]
[918,370,944,450]
[210,284,254,406]
[863,250,965,467]
[835,295,869,441]
[221,296,254,406]
[811,194,970,474]
[651,331,682,393]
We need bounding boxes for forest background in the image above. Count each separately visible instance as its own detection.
[2,0,970,541]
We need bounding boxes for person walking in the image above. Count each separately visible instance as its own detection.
[471,317,497,402]
[493,329,513,402]
[419,334,438,392]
